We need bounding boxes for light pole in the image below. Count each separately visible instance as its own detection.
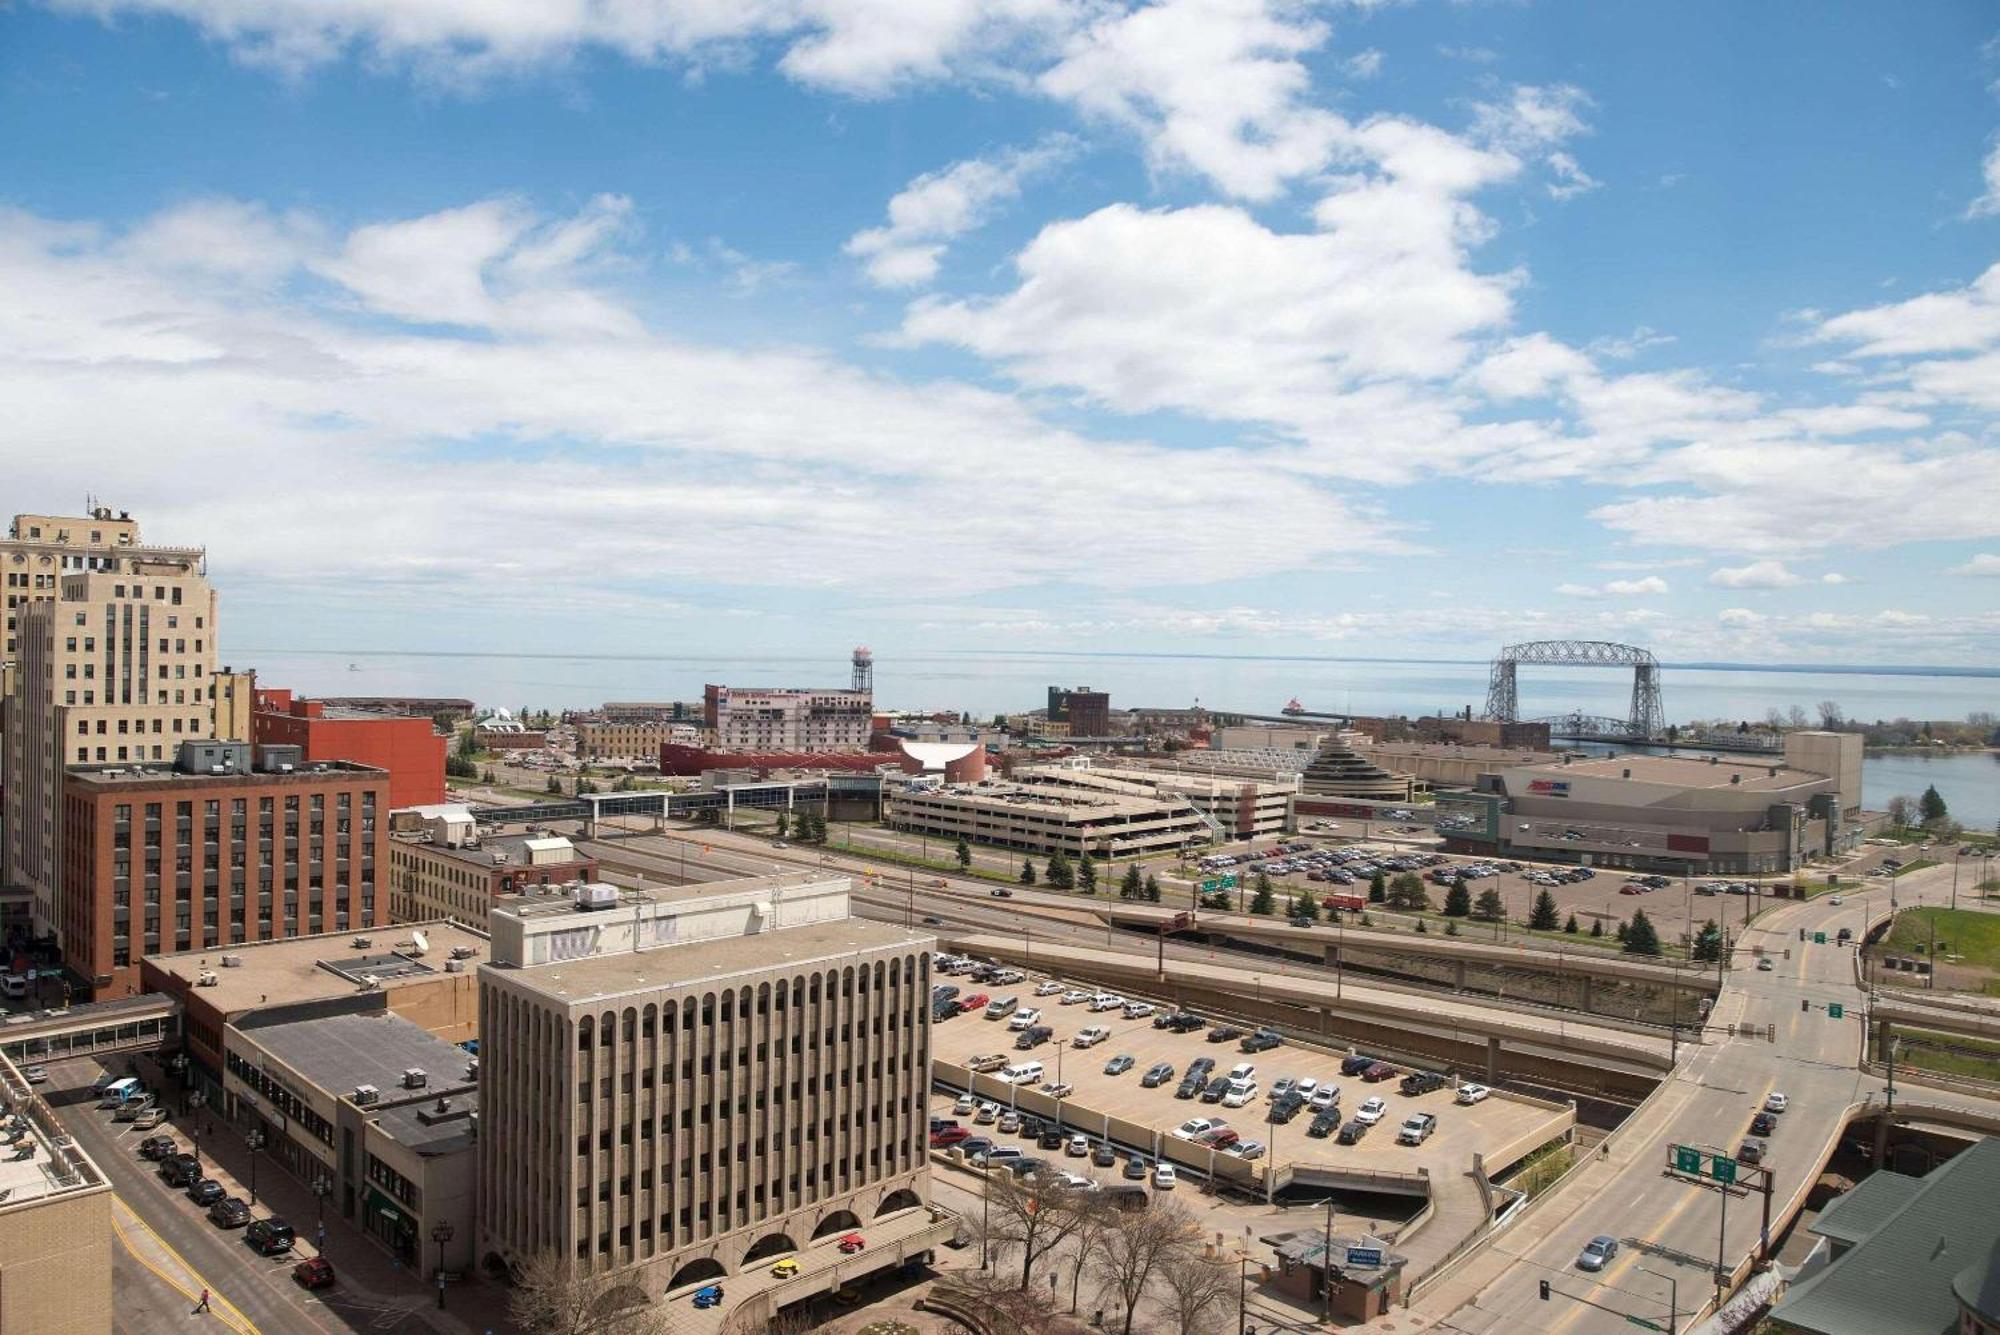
[312,1172,333,1257]
[188,1090,206,1168]
[245,1128,265,1206]
[431,1220,455,1308]
[1637,1264,1680,1335]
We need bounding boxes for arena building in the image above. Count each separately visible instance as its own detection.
[1437,732,1864,875]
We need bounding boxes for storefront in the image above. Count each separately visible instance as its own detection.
[363,1185,419,1267]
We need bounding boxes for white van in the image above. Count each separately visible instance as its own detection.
[0,974,28,999]
[97,1077,144,1109]
[985,997,1020,1020]
[1001,1061,1045,1085]
[1228,1063,1256,1082]
[1222,1079,1259,1108]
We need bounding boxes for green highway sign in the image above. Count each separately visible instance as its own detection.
[1674,1146,1701,1174]
[1829,1002,1844,1020]
[1814,932,1827,945]
[1626,1319,1666,1332]
[1712,1157,1737,1185]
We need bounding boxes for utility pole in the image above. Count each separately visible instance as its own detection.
[1323,1196,1335,1323]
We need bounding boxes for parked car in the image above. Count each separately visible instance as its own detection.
[1042,1081,1075,1099]
[1397,1114,1438,1146]
[20,1065,48,1085]
[1173,1117,1222,1141]
[1207,1025,1245,1044]
[1039,1128,1067,1150]
[1362,1062,1398,1083]
[246,1218,297,1255]
[1341,1054,1377,1076]
[186,1178,226,1207]
[1240,1029,1283,1053]
[1124,1156,1149,1180]
[1093,1143,1118,1168]
[1035,980,1065,996]
[292,1256,337,1291]
[137,1135,179,1161]
[1140,1061,1176,1088]
[1014,1026,1053,1050]
[931,1126,971,1148]
[132,1106,171,1130]
[1456,1083,1491,1105]
[1308,1111,1341,1138]
[1308,1084,1340,1111]
[1229,1140,1267,1161]
[208,1197,252,1229]
[1399,1070,1449,1097]
[1122,1001,1156,1019]
[1576,1236,1619,1271]
[1073,1026,1110,1048]
[1353,1096,1388,1125]
[1337,1119,1371,1145]
[1103,1053,1135,1076]
[159,1155,202,1188]
[968,1054,1009,1073]
[954,1094,978,1116]
[1066,1134,1090,1158]
[1153,1164,1177,1189]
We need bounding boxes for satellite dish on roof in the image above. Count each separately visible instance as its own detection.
[410,930,430,956]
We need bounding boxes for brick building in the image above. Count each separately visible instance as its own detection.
[58,742,388,996]
[253,687,446,810]
[387,811,598,925]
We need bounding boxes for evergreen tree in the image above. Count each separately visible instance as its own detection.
[445,752,478,779]
[1296,892,1320,921]
[1368,870,1387,904]
[1143,874,1162,903]
[1444,919,1459,936]
[1442,882,1471,918]
[1529,890,1561,932]
[1615,920,1630,943]
[1414,918,1429,934]
[1046,850,1075,890]
[1020,859,1037,886]
[956,838,972,870]
[1691,919,1724,963]
[1249,880,1277,916]
[1589,917,1605,938]
[1120,864,1144,900]
[545,774,563,794]
[1563,912,1579,935]
[1623,909,1663,957]
[1920,784,1950,826]
[1078,856,1098,894]
[774,811,789,838]
[1473,887,1506,922]
[1385,873,1429,911]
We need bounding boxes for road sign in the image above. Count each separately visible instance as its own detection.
[1674,1146,1701,1174]
[1814,931,1827,945]
[1345,1247,1384,1267]
[1712,1157,1737,1185]
[1829,1002,1844,1020]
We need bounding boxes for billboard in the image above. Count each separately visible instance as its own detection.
[1526,779,1571,796]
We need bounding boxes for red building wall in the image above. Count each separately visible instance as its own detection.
[253,696,446,810]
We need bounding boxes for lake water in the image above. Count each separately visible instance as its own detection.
[241,648,2000,826]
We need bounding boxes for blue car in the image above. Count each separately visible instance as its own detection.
[693,1284,725,1309]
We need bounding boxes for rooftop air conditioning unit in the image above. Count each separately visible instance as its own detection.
[219,954,244,968]
[352,937,373,949]
[352,1084,380,1105]
[279,763,294,773]
[465,1059,479,1080]
[492,852,507,865]
[448,946,477,960]
[402,1068,428,1089]
[444,960,464,973]
[360,975,381,989]
[196,970,219,987]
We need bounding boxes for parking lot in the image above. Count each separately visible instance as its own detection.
[926,959,1571,1206]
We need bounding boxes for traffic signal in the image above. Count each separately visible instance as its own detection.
[1802,998,1810,1012]
[1540,1279,1551,1301]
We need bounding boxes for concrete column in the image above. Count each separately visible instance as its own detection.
[1453,961,1467,993]
[1485,1034,1500,1082]
[1323,943,1341,969]
[1579,975,1594,1014]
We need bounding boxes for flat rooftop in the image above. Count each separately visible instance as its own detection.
[1359,742,1558,764]
[145,921,489,1016]
[240,1010,476,1099]
[0,1059,110,1209]
[391,832,589,870]
[66,759,387,790]
[1507,754,1821,792]
[492,869,842,925]
[497,915,928,1005]
[903,782,1187,820]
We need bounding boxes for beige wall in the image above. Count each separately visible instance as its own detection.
[0,1190,113,1335]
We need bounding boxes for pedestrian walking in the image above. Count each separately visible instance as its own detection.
[192,1288,211,1314]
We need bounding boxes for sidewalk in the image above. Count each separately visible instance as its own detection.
[113,1194,260,1334]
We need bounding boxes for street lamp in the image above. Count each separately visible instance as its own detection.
[188,1090,206,1168]
[1636,1264,1680,1335]
[312,1173,333,1258]
[431,1220,455,1308]
[245,1128,265,1205]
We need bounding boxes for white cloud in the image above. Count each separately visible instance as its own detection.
[1811,261,2000,358]
[1717,608,1764,627]
[1968,140,2000,219]
[1346,48,1384,79]
[1707,560,1802,589]
[844,136,1073,287]
[1951,553,2000,576]
[0,196,1414,610]
[1820,571,1851,585]
[1037,0,1345,201]
[1557,575,1668,598]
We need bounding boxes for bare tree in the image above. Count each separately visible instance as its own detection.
[1064,1193,1117,1313]
[1090,1198,1204,1335]
[1818,700,1845,730]
[981,1171,1096,1292]
[1162,1250,1241,1335]
[1887,794,1916,829]
[1785,704,1810,730]
[507,1252,669,1335]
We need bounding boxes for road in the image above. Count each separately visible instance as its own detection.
[1404,860,2000,1335]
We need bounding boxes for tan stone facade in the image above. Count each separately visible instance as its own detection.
[577,720,674,760]
[0,1053,113,1335]
[477,876,932,1294]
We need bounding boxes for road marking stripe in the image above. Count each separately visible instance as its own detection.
[112,1195,262,1335]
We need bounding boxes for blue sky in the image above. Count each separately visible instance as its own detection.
[3,0,1998,667]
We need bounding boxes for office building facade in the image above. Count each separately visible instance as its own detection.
[704,683,873,752]
[477,874,937,1298]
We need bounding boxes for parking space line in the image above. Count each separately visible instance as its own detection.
[112,1195,261,1335]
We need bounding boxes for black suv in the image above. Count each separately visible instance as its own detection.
[1239,1029,1283,1054]
[1268,1097,1306,1125]
[159,1155,202,1188]
[1207,1025,1245,1044]
[186,1178,226,1207]
[1014,1026,1053,1050]
[208,1197,252,1229]
[1399,1070,1449,1097]
[1174,1077,1203,1100]
[1039,1128,1067,1151]
[1340,1053,1376,1076]
[1307,1111,1341,1138]
[246,1218,296,1255]
[1337,1119,1371,1145]
[1200,1076,1231,1103]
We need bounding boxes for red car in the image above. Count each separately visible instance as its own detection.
[1362,1062,1398,1083]
[957,994,990,1014]
[292,1256,336,1291]
[837,1233,866,1255]
[930,1126,971,1148]
[1205,1129,1241,1149]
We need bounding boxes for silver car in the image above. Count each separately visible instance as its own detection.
[1576,1235,1619,1271]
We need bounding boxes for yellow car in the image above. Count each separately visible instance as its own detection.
[769,1257,799,1278]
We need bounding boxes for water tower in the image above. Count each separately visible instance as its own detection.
[852,646,874,693]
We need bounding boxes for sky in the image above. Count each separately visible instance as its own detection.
[3,0,1999,669]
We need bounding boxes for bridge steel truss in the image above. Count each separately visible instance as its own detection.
[1483,639,1666,740]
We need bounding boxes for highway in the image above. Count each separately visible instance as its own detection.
[1402,860,2000,1335]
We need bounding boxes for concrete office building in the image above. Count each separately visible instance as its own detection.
[477,873,950,1305]
[1013,760,1294,840]
[886,780,1213,858]
[387,813,598,925]
[0,1050,114,1335]
[1,508,204,659]
[705,683,874,752]
[58,742,388,996]
[3,543,217,939]
[1438,733,1864,875]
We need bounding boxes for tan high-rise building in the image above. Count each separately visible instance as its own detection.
[2,549,217,941]
[478,873,951,1310]
[1,509,204,660]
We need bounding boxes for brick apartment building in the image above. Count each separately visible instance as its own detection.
[58,741,387,996]
[253,687,446,810]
